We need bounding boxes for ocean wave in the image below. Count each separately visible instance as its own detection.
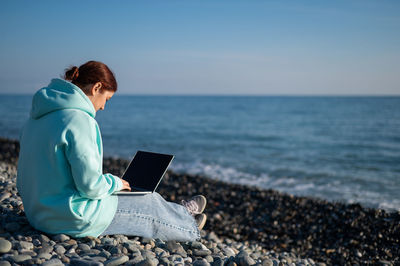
[171,161,400,212]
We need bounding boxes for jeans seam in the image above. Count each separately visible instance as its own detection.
[116,209,199,235]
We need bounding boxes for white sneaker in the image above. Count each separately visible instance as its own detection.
[181,195,207,215]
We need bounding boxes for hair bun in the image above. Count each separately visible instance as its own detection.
[64,66,79,81]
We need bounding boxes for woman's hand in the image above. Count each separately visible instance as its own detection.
[120,178,131,191]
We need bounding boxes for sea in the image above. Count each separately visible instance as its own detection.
[1,94,399,212]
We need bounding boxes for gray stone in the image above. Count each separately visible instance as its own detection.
[0,260,11,266]
[140,249,156,259]
[104,255,129,266]
[0,239,12,253]
[66,247,76,254]
[141,238,153,244]
[32,238,41,246]
[39,246,54,254]
[78,243,91,251]
[11,254,32,263]
[207,231,221,243]
[154,239,166,248]
[193,258,211,266]
[99,250,111,258]
[66,239,78,246]
[222,247,236,257]
[194,249,212,256]
[136,257,158,266]
[184,257,193,264]
[170,254,183,262]
[40,234,51,243]
[123,243,139,253]
[154,247,166,256]
[17,240,34,250]
[205,255,214,263]
[235,254,256,266]
[42,258,63,266]
[166,241,186,257]
[55,245,66,255]
[83,249,101,256]
[109,246,121,255]
[101,237,115,246]
[52,234,70,242]
[190,241,204,249]
[261,259,274,266]
[70,258,103,266]
[91,256,107,262]
[127,254,144,264]
[37,252,53,260]
[20,250,37,257]
[158,257,170,265]
[0,192,10,202]
[212,256,225,266]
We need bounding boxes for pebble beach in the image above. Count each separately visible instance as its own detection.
[0,137,399,265]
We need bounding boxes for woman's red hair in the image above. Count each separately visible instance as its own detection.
[64,61,117,92]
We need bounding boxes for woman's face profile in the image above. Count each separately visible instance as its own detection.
[93,90,114,111]
[84,82,115,112]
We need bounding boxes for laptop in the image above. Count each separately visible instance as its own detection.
[116,150,174,195]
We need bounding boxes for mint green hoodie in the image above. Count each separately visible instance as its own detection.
[17,78,123,237]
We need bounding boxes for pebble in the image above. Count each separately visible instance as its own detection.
[0,141,398,266]
[0,239,12,253]
[42,258,64,266]
[193,248,212,256]
[223,247,236,257]
[213,256,225,266]
[52,234,70,242]
[193,258,211,266]
[136,257,158,266]
[55,245,66,255]
[0,192,10,202]
[91,256,107,262]
[166,241,186,257]
[39,246,54,254]
[262,259,274,266]
[37,252,53,259]
[11,254,32,263]
[99,250,111,258]
[128,254,144,264]
[0,261,11,266]
[17,240,34,250]
[78,243,91,251]
[236,254,256,266]
[70,258,103,266]
[104,255,129,266]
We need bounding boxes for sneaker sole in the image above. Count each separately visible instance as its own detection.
[196,214,207,230]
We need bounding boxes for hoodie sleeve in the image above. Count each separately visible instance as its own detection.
[65,113,123,199]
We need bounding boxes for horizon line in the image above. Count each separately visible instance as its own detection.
[1,92,400,97]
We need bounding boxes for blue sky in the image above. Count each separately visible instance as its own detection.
[0,0,399,95]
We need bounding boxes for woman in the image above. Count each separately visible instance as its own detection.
[17,61,207,241]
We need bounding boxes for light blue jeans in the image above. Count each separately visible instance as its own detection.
[101,192,200,241]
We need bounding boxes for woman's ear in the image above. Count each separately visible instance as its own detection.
[90,82,102,95]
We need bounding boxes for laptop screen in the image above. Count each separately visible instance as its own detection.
[121,151,174,192]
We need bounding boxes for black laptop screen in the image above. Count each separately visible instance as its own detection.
[121,151,174,191]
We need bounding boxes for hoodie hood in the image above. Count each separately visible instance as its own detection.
[30,79,96,119]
